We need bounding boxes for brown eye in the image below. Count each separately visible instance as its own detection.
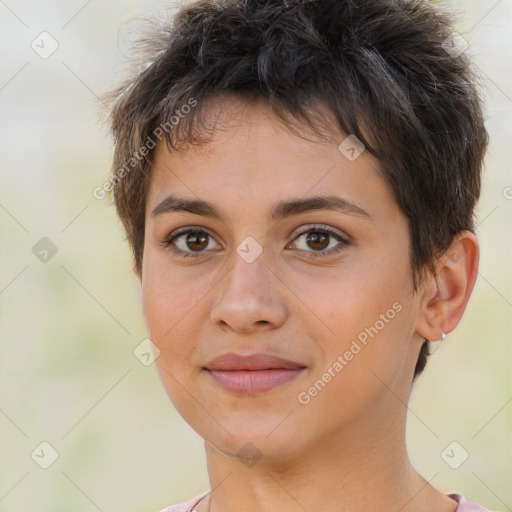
[290,225,350,257]
[305,232,330,251]
[185,232,209,251]
[163,228,221,258]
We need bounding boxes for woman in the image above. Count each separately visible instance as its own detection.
[103,0,494,510]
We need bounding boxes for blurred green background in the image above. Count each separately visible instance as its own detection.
[0,0,510,511]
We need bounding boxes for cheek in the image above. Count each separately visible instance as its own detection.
[142,252,195,330]
[295,263,395,335]
[303,253,413,369]
[140,256,218,367]
[140,265,204,404]
[141,262,188,351]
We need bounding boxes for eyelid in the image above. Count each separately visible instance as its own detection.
[165,223,350,243]
[290,223,351,242]
[166,225,218,241]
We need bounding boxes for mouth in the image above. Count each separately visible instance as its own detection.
[203,352,307,395]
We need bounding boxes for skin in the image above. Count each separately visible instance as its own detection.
[139,97,479,512]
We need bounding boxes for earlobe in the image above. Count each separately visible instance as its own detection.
[415,231,480,342]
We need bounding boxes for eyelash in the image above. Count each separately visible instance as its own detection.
[161,224,350,259]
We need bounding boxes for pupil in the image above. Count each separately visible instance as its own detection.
[307,232,328,251]
[187,232,208,251]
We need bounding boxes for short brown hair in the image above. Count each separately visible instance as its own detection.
[102,0,488,378]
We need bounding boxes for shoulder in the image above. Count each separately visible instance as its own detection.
[449,493,498,511]
[157,491,498,512]
[157,491,210,512]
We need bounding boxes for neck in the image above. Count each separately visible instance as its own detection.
[199,408,457,512]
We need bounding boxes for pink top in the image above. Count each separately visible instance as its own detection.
[158,491,494,512]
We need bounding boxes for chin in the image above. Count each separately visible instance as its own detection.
[206,433,306,466]
[198,413,310,464]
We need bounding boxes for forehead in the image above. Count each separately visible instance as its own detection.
[146,99,398,224]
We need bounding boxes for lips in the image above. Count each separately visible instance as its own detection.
[204,352,307,395]
[205,352,306,371]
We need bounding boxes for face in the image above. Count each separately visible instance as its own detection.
[141,98,425,462]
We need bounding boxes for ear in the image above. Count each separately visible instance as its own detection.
[415,231,479,341]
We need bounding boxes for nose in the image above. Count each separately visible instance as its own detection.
[209,248,288,334]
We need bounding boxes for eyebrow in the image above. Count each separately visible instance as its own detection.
[151,194,373,222]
